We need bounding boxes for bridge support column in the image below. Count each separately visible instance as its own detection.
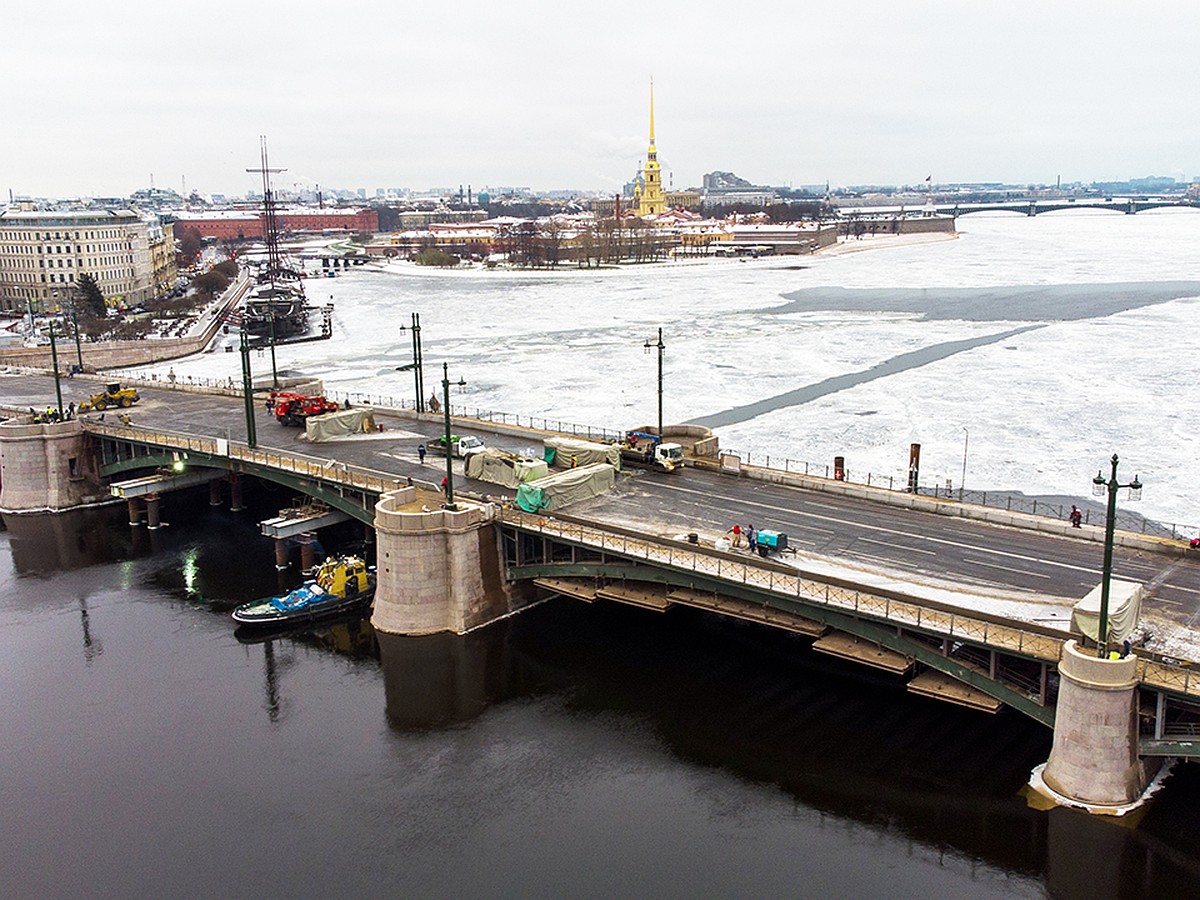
[229,475,245,512]
[145,493,162,530]
[274,538,289,571]
[1032,640,1154,814]
[127,498,142,526]
[371,487,512,635]
[299,535,316,572]
[209,479,223,507]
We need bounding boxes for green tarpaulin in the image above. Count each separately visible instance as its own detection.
[466,449,549,489]
[515,463,616,512]
[544,436,621,469]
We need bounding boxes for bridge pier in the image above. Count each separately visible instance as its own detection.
[127,497,142,526]
[145,493,162,530]
[209,479,223,507]
[274,538,289,571]
[299,534,317,572]
[371,487,512,635]
[229,475,245,512]
[1032,640,1156,814]
[0,419,101,512]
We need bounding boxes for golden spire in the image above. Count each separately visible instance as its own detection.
[649,77,656,146]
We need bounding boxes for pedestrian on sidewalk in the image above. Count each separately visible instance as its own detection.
[1069,505,1082,528]
[747,524,757,553]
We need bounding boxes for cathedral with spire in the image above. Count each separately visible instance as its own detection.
[631,80,667,217]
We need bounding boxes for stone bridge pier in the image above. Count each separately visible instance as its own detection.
[370,487,513,635]
[1034,640,1157,814]
[0,419,104,512]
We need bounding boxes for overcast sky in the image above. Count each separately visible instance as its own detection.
[5,1,1199,199]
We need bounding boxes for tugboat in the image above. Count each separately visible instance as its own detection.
[232,556,375,630]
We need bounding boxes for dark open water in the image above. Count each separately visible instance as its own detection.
[3,485,1200,899]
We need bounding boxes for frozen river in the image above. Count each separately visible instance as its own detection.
[140,211,1200,532]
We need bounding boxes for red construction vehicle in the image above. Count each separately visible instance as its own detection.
[269,391,341,426]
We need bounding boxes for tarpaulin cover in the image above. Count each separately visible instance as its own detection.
[465,449,548,489]
[515,463,616,512]
[1071,579,1143,644]
[305,408,376,442]
[543,436,621,470]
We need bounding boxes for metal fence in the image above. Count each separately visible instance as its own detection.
[723,448,1198,542]
[502,507,1200,695]
[501,507,1067,662]
[96,368,1196,541]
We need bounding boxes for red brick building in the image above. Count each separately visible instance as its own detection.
[172,207,378,240]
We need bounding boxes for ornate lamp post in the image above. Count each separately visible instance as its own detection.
[397,312,425,412]
[48,319,63,418]
[643,327,665,438]
[70,302,83,371]
[959,426,969,501]
[1091,454,1142,658]
[441,362,465,510]
[240,329,257,449]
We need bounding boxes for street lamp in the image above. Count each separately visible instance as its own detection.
[1091,454,1142,658]
[397,312,425,412]
[441,362,465,510]
[48,319,63,418]
[643,327,665,439]
[70,301,83,371]
[240,329,258,449]
[960,426,969,501]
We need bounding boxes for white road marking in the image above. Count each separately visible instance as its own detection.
[963,557,1051,579]
[859,536,936,556]
[656,482,1096,574]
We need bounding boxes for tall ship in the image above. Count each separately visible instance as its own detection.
[241,137,323,345]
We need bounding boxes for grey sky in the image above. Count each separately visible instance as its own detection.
[5,1,1199,198]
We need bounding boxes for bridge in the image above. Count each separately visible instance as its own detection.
[838,198,1200,219]
[938,198,1200,217]
[3,372,1199,813]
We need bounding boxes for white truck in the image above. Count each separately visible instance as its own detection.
[622,432,685,472]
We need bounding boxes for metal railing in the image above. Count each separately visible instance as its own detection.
[86,421,412,496]
[502,507,1200,697]
[501,507,1067,660]
[85,368,1198,541]
[722,449,1198,542]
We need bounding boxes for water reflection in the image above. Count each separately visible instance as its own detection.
[78,597,102,664]
[3,508,134,574]
[378,625,521,729]
[6,499,1200,896]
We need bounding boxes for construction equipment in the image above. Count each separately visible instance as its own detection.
[620,431,685,472]
[270,391,341,426]
[79,383,140,412]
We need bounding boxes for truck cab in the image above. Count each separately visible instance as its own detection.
[622,431,686,472]
[431,434,486,458]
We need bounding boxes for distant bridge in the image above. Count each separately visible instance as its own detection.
[838,198,1200,219]
[939,198,1200,217]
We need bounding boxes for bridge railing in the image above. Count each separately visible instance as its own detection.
[500,507,1068,662]
[81,371,1196,541]
[503,507,1200,698]
[86,422,416,496]
[721,449,1197,542]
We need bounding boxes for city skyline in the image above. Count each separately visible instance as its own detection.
[5,2,1200,198]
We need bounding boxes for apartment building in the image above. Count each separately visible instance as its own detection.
[0,208,177,312]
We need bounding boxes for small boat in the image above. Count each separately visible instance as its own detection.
[232,556,375,628]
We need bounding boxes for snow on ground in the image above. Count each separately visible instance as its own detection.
[127,211,1200,532]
